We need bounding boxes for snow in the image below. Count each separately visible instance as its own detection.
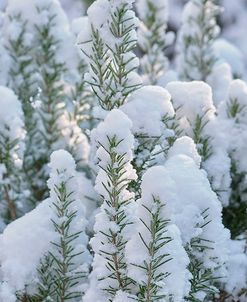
[221,0,247,71]
[166,81,216,131]
[120,85,176,174]
[0,0,7,11]
[136,0,168,22]
[121,86,174,137]
[225,239,247,299]
[0,14,10,86]
[59,0,85,21]
[71,16,87,37]
[91,109,136,172]
[126,142,230,300]
[168,136,202,168]
[207,62,232,107]
[177,0,220,81]
[228,79,247,124]
[164,153,230,274]
[87,0,110,29]
[166,80,232,206]
[157,70,179,88]
[91,108,137,211]
[138,133,230,296]
[0,282,16,302]
[0,198,55,293]
[112,291,136,302]
[0,0,246,300]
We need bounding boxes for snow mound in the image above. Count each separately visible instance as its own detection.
[121,85,174,137]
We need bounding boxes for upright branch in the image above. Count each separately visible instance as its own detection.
[126,166,190,301]
[4,12,37,129]
[21,0,87,204]
[136,0,174,84]
[79,0,142,110]
[84,109,137,301]
[30,150,91,301]
[177,0,221,81]
[0,87,26,227]
[220,79,247,238]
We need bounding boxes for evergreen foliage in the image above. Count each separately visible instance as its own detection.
[129,196,173,301]
[79,0,142,110]
[0,1,246,301]
[85,109,136,301]
[177,0,221,81]
[0,87,26,227]
[136,0,174,84]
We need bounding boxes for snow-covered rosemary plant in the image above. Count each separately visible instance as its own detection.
[2,1,40,208]
[41,150,89,301]
[0,11,8,85]
[26,1,67,201]
[126,166,190,301]
[85,109,137,301]
[219,79,247,238]
[177,0,221,81]
[78,0,142,111]
[167,81,214,161]
[3,8,37,129]
[120,86,177,192]
[136,0,174,85]
[165,138,229,301]
[0,86,26,228]
[70,58,94,129]
[18,150,91,301]
[69,17,96,129]
[167,81,232,206]
[13,0,88,204]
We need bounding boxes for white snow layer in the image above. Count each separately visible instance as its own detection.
[121,85,174,137]
[213,38,245,78]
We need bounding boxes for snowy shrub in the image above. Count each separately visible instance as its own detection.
[84,109,137,301]
[0,0,246,301]
[166,81,232,206]
[0,87,26,229]
[136,0,174,85]
[121,85,176,188]
[2,0,90,205]
[78,0,142,111]
[0,150,91,301]
[219,79,247,239]
[177,0,221,81]
[125,165,191,301]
